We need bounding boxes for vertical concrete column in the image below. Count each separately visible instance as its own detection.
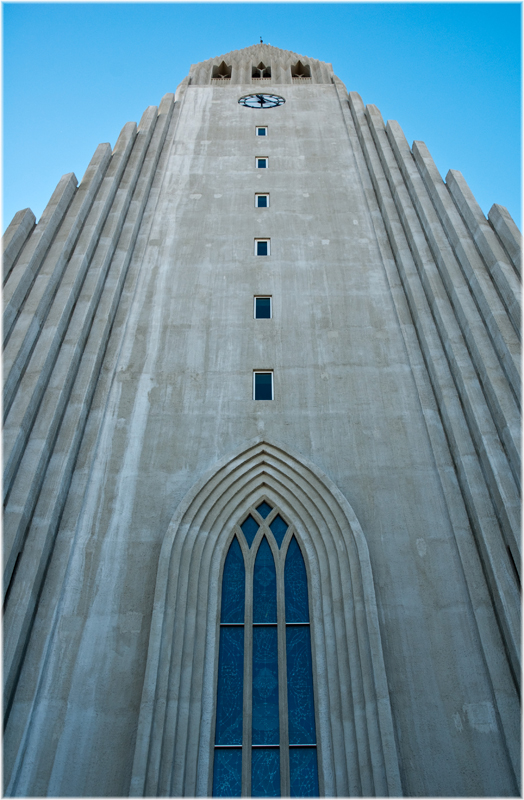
[175,76,189,102]
[3,143,112,418]
[3,96,174,724]
[190,63,202,84]
[385,121,520,486]
[488,203,521,277]
[342,86,520,785]
[3,173,78,345]
[238,60,252,85]
[3,121,137,507]
[3,111,154,590]
[271,60,283,84]
[412,140,520,401]
[2,208,36,282]
[447,170,521,335]
[230,61,241,85]
[280,63,292,84]
[348,90,520,691]
[366,104,520,569]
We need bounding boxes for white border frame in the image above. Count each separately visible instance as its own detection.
[254,296,272,319]
[254,239,270,256]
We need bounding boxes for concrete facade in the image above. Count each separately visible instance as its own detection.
[3,44,521,796]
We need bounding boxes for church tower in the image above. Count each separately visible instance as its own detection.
[3,44,520,796]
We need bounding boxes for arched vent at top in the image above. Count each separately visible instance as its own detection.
[291,60,311,78]
[212,61,232,80]
[252,61,271,79]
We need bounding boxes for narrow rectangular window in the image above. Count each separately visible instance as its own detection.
[256,157,268,169]
[254,372,273,400]
[255,194,269,208]
[256,127,267,136]
[255,239,270,256]
[254,297,272,318]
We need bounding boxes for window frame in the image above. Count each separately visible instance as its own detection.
[253,370,274,400]
[212,500,320,797]
[256,157,268,169]
[256,126,268,137]
[254,296,272,319]
[254,239,270,256]
[255,193,269,208]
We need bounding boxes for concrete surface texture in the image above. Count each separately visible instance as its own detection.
[2,44,521,797]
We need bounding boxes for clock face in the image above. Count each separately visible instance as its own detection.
[238,94,285,109]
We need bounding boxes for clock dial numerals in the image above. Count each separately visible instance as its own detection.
[239,94,285,109]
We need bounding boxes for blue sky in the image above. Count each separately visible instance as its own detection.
[3,2,521,230]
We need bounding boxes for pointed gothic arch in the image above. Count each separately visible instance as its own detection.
[252,61,271,79]
[130,438,402,797]
[212,61,232,80]
[291,60,311,78]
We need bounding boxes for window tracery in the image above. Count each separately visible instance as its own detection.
[213,500,319,797]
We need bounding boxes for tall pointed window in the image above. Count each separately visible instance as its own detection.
[213,501,319,797]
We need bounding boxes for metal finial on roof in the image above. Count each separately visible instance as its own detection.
[260,37,263,43]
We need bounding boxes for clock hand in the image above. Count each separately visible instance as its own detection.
[256,95,265,106]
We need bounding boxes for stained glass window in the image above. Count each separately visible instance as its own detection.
[214,538,245,796]
[213,505,318,797]
[253,538,277,623]
[285,537,309,622]
[256,501,273,519]
[221,537,245,623]
[252,627,279,744]
[213,749,242,797]
[289,747,319,797]
[252,748,280,797]
[286,626,316,744]
[241,514,259,547]
[269,514,288,548]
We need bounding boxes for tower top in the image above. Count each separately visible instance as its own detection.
[188,43,335,85]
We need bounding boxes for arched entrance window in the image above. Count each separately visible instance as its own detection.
[130,439,401,798]
[213,500,318,797]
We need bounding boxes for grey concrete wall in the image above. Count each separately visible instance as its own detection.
[3,51,520,797]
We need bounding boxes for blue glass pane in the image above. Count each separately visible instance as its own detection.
[284,537,309,622]
[241,515,259,547]
[253,538,277,623]
[215,627,244,744]
[256,500,273,518]
[269,514,288,548]
[251,748,280,797]
[286,626,316,744]
[255,296,271,315]
[213,748,242,797]
[289,748,319,797]
[221,537,245,623]
[252,626,279,745]
[255,373,272,400]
